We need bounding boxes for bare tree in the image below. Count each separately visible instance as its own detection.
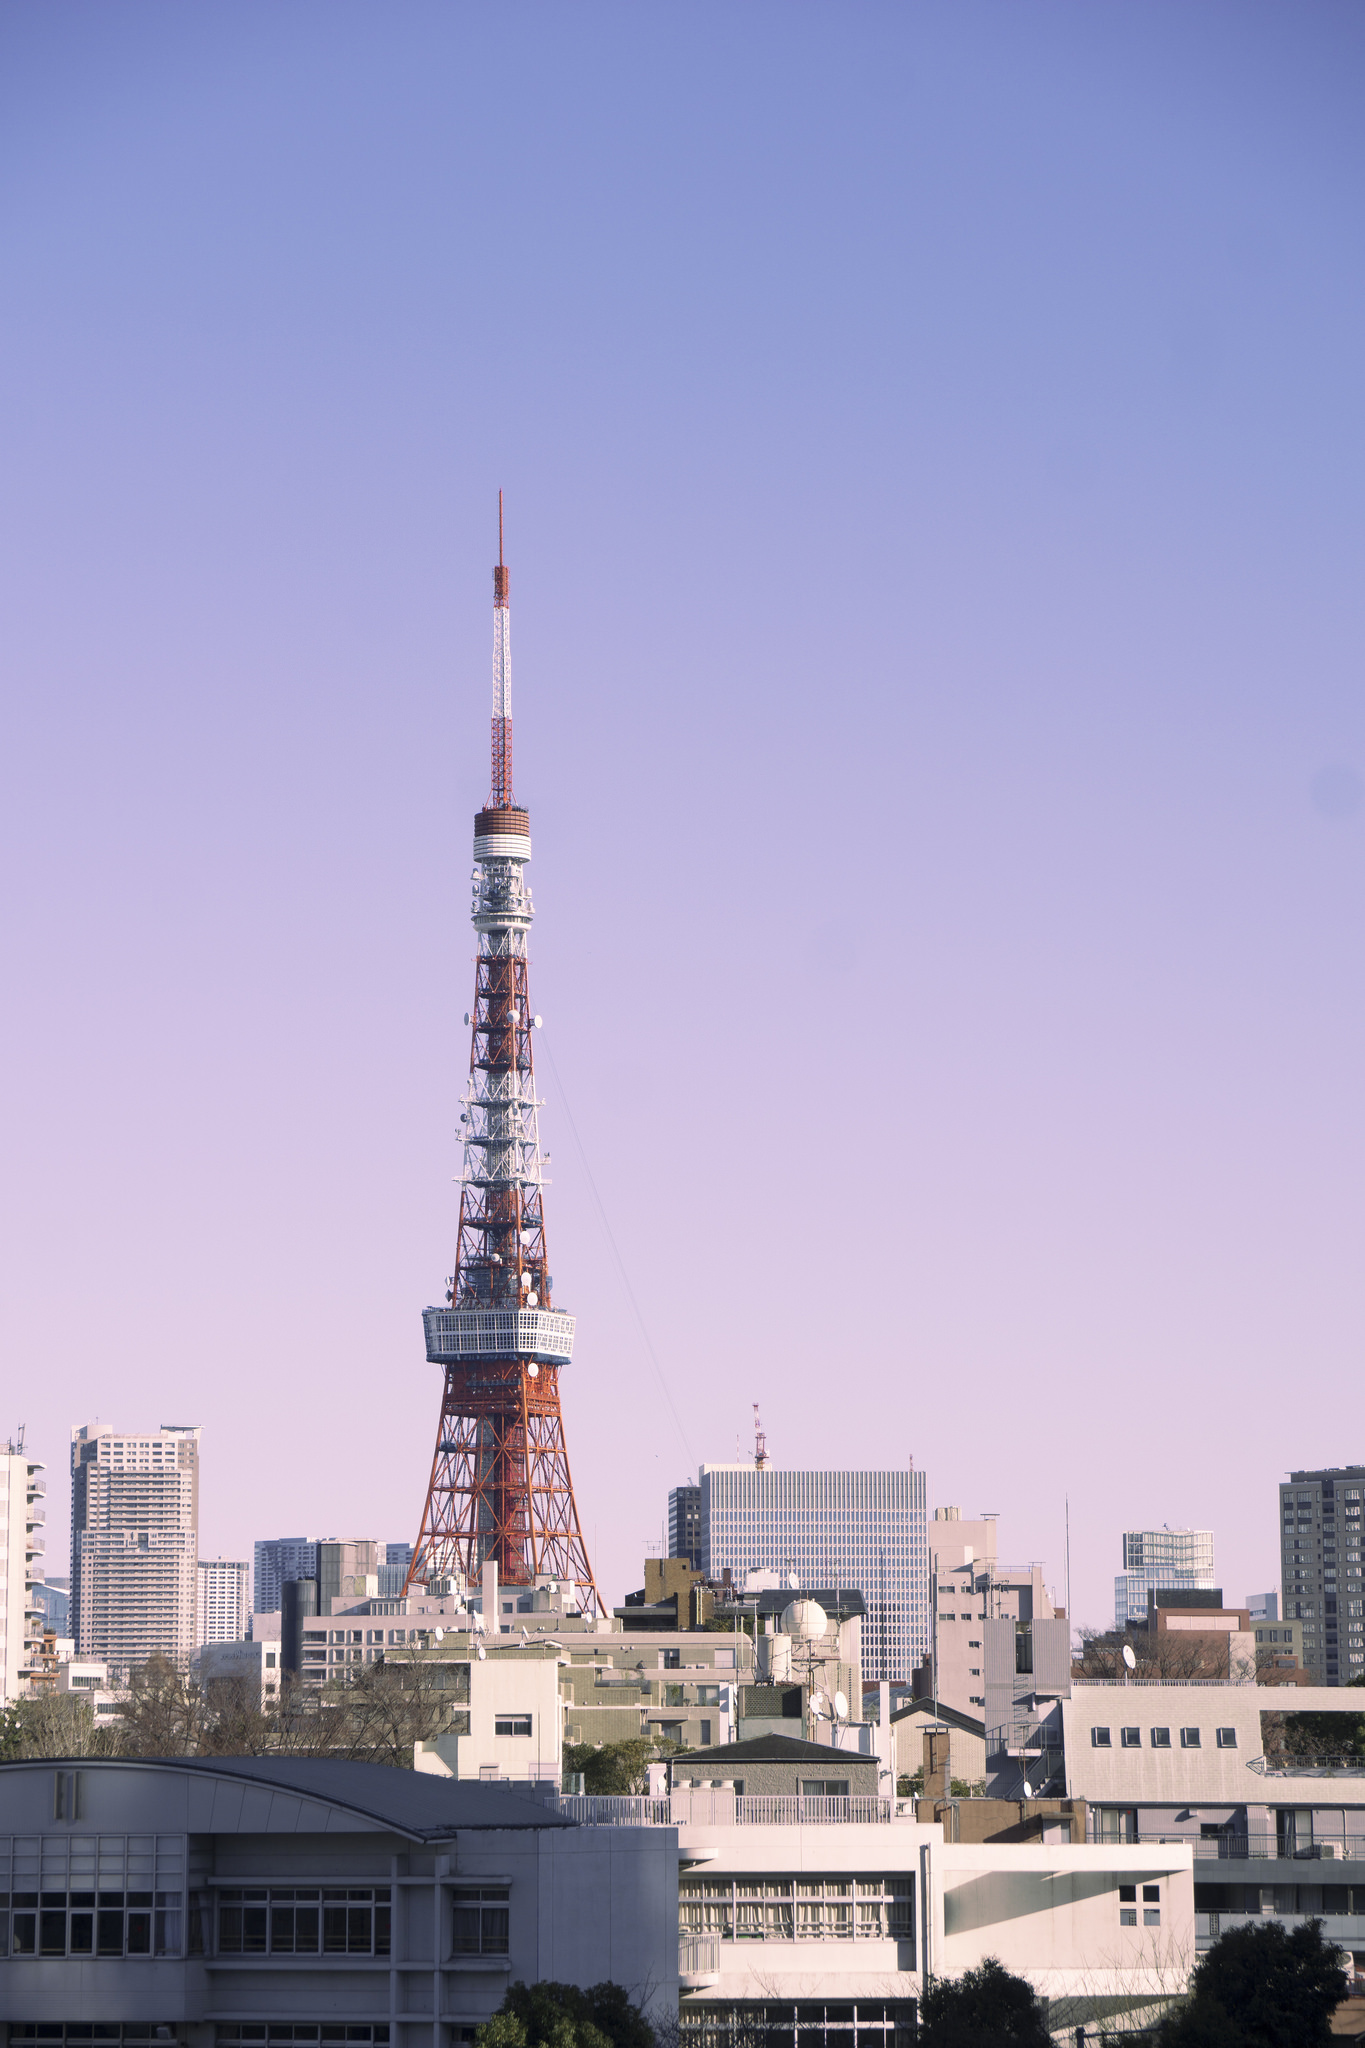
[0,1692,120,1759]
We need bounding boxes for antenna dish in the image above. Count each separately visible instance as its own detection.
[477,1643,486,1660]
[433,1628,444,1643]
[1122,1644,1137,1671]
[810,1690,829,1718]
[833,1690,849,1721]
[1022,1781,1033,1799]
[781,1599,828,1640]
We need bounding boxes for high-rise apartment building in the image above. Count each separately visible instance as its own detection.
[252,1539,319,1616]
[318,1540,379,1615]
[70,1423,200,1682]
[1114,1526,1214,1628]
[700,1463,928,1683]
[668,1485,702,1570]
[1280,1465,1365,1685]
[197,1559,250,1646]
[0,1440,47,1706]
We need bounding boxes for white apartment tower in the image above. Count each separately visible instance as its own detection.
[0,1439,47,1707]
[70,1423,200,1682]
[700,1463,928,1684]
[197,1558,250,1645]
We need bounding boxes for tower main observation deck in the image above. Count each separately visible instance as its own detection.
[405,518,599,1611]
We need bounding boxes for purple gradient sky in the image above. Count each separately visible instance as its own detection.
[4,4,1365,1638]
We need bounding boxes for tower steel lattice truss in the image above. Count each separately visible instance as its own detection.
[405,508,599,1612]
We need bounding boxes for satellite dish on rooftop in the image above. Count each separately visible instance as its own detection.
[477,1643,486,1660]
[782,1599,828,1640]
[811,1689,830,1718]
[833,1690,849,1721]
[433,1628,444,1643]
[1022,1781,1033,1799]
[1122,1644,1137,1671]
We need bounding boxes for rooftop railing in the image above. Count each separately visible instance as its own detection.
[1250,1754,1365,1777]
[1086,1828,1365,1861]
[559,1792,893,1828]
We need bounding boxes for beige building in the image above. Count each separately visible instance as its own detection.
[926,1506,1056,1717]
[0,1440,47,1706]
[70,1422,200,1682]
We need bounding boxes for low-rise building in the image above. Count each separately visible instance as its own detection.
[0,1755,676,2041]
[194,1636,283,1710]
[1063,1680,1365,1977]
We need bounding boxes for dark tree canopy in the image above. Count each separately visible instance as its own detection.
[562,1739,658,1795]
[476,1981,654,2048]
[917,1956,1051,2048]
[1157,1918,1350,2048]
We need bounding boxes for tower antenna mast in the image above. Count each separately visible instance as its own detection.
[406,500,599,1612]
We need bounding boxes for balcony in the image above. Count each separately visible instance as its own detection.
[558,1793,893,1828]
[1088,1829,1365,1862]
[679,1936,721,1988]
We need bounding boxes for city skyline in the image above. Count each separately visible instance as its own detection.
[5,4,1365,1630]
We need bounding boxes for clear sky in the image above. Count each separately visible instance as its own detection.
[4,3,1364,1639]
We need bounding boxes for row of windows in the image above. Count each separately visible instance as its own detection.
[217,2030,390,2043]
[217,1888,390,1956]
[679,1876,912,1943]
[679,2001,916,2048]
[0,1891,181,1958]
[1092,1726,1235,1750]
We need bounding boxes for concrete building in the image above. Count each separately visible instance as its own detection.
[409,1648,563,1785]
[195,1558,250,1646]
[0,1440,47,1707]
[1248,1590,1279,1624]
[669,1484,702,1570]
[1280,1466,1365,1684]
[70,1423,200,1683]
[252,1537,318,1616]
[1063,1680,1365,1976]
[0,1754,677,2041]
[55,1652,124,1729]
[379,1542,414,1598]
[700,1463,928,1684]
[195,1635,283,1709]
[924,1507,1058,1721]
[1115,1526,1215,1629]
[319,1537,381,1612]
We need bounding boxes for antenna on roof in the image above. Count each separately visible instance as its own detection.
[753,1404,768,1469]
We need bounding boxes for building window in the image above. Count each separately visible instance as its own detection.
[679,1875,913,1946]
[495,1714,533,1737]
[1,1889,182,1959]
[1216,1728,1237,1749]
[452,1886,510,1955]
[216,2033,391,2044]
[1147,1727,1167,1747]
[1121,1728,1140,1748]
[1181,1728,1201,1749]
[217,1886,390,1956]
[1091,1727,1112,1748]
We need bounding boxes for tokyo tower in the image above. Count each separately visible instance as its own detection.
[406,502,599,1612]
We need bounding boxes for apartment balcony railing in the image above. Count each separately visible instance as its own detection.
[1087,1828,1365,1861]
[558,1792,893,1828]
[1071,1677,1257,1688]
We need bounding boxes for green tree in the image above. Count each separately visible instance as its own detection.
[1282,1673,1365,1762]
[917,1957,1051,2048]
[1157,1918,1350,2048]
[562,1739,657,1794]
[475,1981,654,2048]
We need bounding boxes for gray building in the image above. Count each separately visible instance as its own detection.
[1280,1465,1365,1685]
[668,1485,702,1570]
[252,1539,319,1617]
[0,1754,677,2042]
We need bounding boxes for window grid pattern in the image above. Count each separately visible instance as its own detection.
[680,1875,913,1944]
[216,1887,391,1956]
[0,1834,183,1960]
[700,1466,928,1683]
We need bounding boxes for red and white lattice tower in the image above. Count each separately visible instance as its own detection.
[405,504,599,1612]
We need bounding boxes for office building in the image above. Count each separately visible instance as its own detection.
[1114,1526,1214,1628]
[196,1558,250,1646]
[669,1484,702,1569]
[378,1541,414,1598]
[252,1537,319,1615]
[1280,1464,1365,1685]
[33,1574,70,1638]
[319,1537,380,1613]
[1247,1590,1278,1623]
[70,1423,200,1682]
[700,1463,928,1684]
[0,1440,47,1707]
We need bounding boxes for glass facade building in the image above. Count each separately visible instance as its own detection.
[1113,1527,1214,1629]
[699,1464,928,1684]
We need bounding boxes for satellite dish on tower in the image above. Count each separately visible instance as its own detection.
[810,1690,830,1719]
[833,1690,850,1722]
[782,1599,828,1640]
